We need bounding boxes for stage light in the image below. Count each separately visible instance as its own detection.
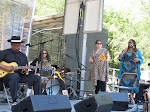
[83,0,104,33]
[63,0,82,35]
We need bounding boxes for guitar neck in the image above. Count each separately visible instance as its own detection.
[13,66,39,70]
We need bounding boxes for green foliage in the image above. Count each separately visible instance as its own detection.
[34,0,65,17]
[29,29,65,66]
[34,0,150,70]
[103,2,150,70]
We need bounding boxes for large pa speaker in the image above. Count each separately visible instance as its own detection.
[99,92,129,111]
[74,94,113,112]
[12,95,72,112]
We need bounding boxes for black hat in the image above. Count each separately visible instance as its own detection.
[7,36,25,43]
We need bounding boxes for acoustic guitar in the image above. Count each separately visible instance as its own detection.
[0,61,52,78]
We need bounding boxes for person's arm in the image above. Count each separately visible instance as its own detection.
[118,49,125,61]
[134,49,143,64]
[89,56,94,63]
[21,56,29,75]
[89,51,94,63]
[118,49,126,79]
[143,89,150,111]
[30,58,38,66]
[0,63,14,72]
[0,50,14,72]
[105,51,110,62]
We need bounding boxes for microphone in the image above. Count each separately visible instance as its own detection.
[66,54,71,58]
[106,42,109,47]
[131,44,135,48]
[26,43,31,47]
[148,63,150,66]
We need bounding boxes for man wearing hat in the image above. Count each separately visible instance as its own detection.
[0,36,41,107]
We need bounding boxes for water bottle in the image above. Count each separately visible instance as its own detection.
[83,92,87,99]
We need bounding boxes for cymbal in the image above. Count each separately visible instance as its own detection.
[65,72,76,75]
[56,67,70,73]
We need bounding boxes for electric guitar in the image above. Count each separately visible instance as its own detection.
[0,61,52,78]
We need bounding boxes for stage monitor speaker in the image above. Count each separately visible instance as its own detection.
[74,94,113,112]
[83,0,104,33]
[99,92,129,111]
[12,95,72,112]
[63,0,81,35]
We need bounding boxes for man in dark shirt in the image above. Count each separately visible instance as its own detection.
[0,36,41,106]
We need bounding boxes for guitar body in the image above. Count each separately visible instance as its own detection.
[0,61,18,78]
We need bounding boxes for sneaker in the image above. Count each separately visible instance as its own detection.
[12,101,18,106]
[11,102,18,111]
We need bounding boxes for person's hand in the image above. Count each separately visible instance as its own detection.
[143,89,150,111]
[134,58,140,62]
[119,53,123,57]
[4,66,14,72]
[89,57,94,63]
[145,89,150,101]
[22,64,28,75]
[104,59,109,62]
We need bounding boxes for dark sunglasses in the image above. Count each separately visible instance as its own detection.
[43,53,47,54]
[96,43,102,44]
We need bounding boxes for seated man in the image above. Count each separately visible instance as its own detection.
[0,36,41,107]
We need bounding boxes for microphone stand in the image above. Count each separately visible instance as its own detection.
[65,53,87,97]
[50,67,56,95]
[145,93,149,112]
[26,39,53,95]
[65,54,87,69]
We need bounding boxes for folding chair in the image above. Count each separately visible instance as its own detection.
[1,83,11,109]
[117,73,138,106]
[0,82,28,109]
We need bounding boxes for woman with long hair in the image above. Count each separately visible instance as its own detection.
[30,49,51,76]
[37,49,51,62]
[118,39,143,103]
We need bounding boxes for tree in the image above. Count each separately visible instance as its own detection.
[34,0,150,70]
[34,0,65,17]
[103,0,150,70]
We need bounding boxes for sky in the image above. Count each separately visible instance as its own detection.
[104,0,144,21]
[104,0,141,12]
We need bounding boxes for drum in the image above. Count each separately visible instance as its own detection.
[39,60,52,77]
[46,78,65,95]
[56,67,70,73]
